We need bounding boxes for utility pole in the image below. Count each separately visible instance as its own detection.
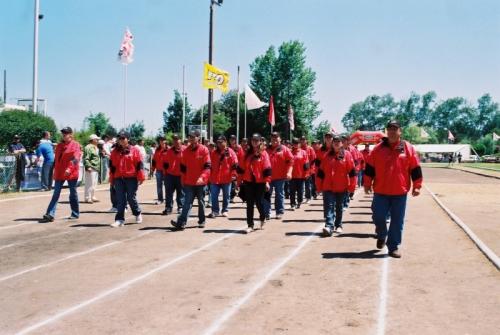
[236,65,240,143]
[207,0,223,141]
[32,0,42,113]
[182,65,186,141]
[3,70,6,103]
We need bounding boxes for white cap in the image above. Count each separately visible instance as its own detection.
[89,134,100,141]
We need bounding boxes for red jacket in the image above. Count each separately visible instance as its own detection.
[210,147,238,184]
[231,144,245,168]
[301,144,316,176]
[53,140,81,181]
[180,144,211,186]
[316,149,356,193]
[162,145,184,176]
[267,144,294,180]
[152,147,167,173]
[347,144,363,172]
[364,139,423,195]
[361,148,370,170]
[109,145,145,183]
[238,150,272,184]
[291,148,309,179]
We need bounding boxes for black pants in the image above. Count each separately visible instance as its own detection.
[245,182,266,227]
[290,178,305,206]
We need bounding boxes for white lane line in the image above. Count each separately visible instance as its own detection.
[0,228,85,251]
[0,230,155,283]
[15,228,242,335]
[0,223,31,230]
[376,251,389,335]
[202,225,322,335]
[424,185,500,270]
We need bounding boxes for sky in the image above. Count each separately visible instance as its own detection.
[1,0,500,135]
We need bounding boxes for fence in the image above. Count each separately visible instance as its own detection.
[0,153,152,193]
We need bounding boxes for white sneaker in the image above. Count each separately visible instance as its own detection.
[335,227,343,233]
[135,214,143,224]
[245,227,254,234]
[111,220,124,228]
[108,207,118,213]
[221,212,229,217]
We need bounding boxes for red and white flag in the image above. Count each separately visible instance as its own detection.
[118,28,134,64]
[448,130,455,141]
[331,126,337,134]
[268,96,275,126]
[288,105,295,131]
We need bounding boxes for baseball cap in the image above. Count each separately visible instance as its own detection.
[292,138,300,144]
[60,127,73,134]
[189,130,201,138]
[217,135,227,142]
[386,120,401,128]
[89,134,100,141]
[324,131,334,138]
[271,131,280,138]
[117,131,130,139]
[13,134,20,139]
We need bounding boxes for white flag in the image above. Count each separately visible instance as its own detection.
[118,28,134,64]
[420,128,430,139]
[493,132,500,141]
[288,105,294,131]
[244,84,266,110]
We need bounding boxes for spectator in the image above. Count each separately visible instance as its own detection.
[8,135,27,192]
[83,134,101,203]
[35,131,55,191]
[136,139,147,162]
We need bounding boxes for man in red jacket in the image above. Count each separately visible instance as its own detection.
[161,134,184,215]
[359,144,371,187]
[151,136,167,205]
[171,130,211,230]
[208,136,238,218]
[109,131,145,227]
[364,120,423,258]
[41,127,81,222]
[300,136,316,204]
[316,134,356,236]
[264,132,293,220]
[341,134,361,209]
[290,138,309,210]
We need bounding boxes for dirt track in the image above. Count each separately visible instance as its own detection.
[0,167,498,334]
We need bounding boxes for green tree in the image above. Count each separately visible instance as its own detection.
[84,112,110,136]
[0,110,58,151]
[249,40,320,137]
[342,94,398,131]
[476,94,500,136]
[312,120,332,142]
[163,90,192,135]
[122,121,145,143]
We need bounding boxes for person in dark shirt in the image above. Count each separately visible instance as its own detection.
[8,135,27,191]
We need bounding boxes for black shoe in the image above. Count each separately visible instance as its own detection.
[322,227,333,237]
[170,220,185,230]
[40,214,54,223]
[389,249,401,258]
[162,209,172,215]
[198,222,205,228]
[376,238,386,249]
[265,215,271,221]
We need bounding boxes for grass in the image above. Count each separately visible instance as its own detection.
[461,163,500,171]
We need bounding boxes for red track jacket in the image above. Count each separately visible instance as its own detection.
[291,148,309,179]
[267,144,294,180]
[364,139,423,195]
[109,145,145,183]
[180,144,211,186]
[53,140,81,181]
[210,147,238,185]
[161,145,184,177]
[301,144,316,176]
[237,150,272,184]
[316,148,356,193]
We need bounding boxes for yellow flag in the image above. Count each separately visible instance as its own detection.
[202,63,230,93]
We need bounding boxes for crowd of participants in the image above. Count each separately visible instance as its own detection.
[38,120,423,258]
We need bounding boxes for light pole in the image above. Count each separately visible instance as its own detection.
[207,0,223,141]
[32,0,43,114]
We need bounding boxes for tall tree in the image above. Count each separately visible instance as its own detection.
[163,90,192,135]
[84,112,110,136]
[341,94,398,132]
[249,40,320,137]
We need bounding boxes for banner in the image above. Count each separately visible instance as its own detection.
[493,132,499,141]
[420,128,430,139]
[244,84,266,110]
[203,63,230,93]
[448,130,455,142]
[268,96,275,126]
[118,28,134,64]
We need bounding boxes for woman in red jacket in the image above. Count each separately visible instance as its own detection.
[41,127,81,222]
[316,134,356,236]
[290,138,309,210]
[237,133,271,233]
[109,131,145,227]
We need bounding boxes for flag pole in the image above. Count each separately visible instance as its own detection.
[244,100,247,139]
[236,65,240,144]
[123,64,128,128]
[182,65,186,141]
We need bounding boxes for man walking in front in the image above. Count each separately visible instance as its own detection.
[364,120,423,258]
[171,130,211,230]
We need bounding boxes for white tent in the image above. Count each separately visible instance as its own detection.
[414,144,471,161]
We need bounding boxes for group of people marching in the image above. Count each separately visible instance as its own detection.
[39,120,422,258]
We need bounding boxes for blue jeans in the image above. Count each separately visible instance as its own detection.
[323,191,345,228]
[358,170,364,187]
[46,179,79,218]
[263,179,286,216]
[210,183,231,214]
[290,178,305,206]
[155,171,165,202]
[177,185,205,225]
[41,161,54,190]
[114,178,141,221]
[372,193,407,252]
[164,174,184,211]
[343,192,350,208]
